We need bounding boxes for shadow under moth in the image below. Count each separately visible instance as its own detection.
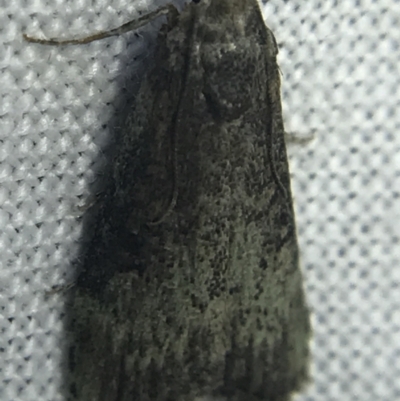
[25,0,311,400]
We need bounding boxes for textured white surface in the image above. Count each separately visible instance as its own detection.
[1,0,400,400]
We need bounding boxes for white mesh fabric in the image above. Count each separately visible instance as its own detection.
[1,0,399,400]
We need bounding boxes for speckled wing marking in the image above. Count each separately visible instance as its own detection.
[65,1,311,400]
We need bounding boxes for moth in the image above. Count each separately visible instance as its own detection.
[25,0,311,400]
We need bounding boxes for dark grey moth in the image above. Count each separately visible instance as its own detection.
[25,0,311,400]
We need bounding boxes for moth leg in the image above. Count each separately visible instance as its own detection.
[23,3,179,45]
[45,281,76,297]
[285,131,316,145]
